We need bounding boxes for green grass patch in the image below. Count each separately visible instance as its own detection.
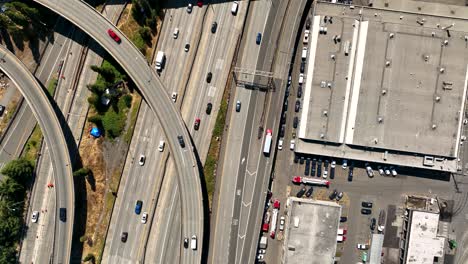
[47,78,58,96]
[124,95,141,144]
[203,85,229,207]
[22,124,43,166]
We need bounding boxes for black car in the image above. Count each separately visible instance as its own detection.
[236,101,241,112]
[206,72,213,83]
[0,105,5,116]
[300,157,305,164]
[324,160,329,168]
[293,116,298,128]
[281,112,287,124]
[340,216,348,222]
[329,189,338,200]
[280,125,285,138]
[348,167,353,182]
[59,208,66,222]
[370,218,376,231]
[336,191,343,201]
[211,22,218,33]
[295,100,300,112]
[361,208,372,215]
[184,237,189,248]
[311,159,316,177]
[297,86,302,98]
[284,99,288,109]
[285,86,290,97]
[362,201,373,208]
[305,187,314,197]
[178,135,185,148]
[330,168,335,179]
[121,232,128,242]
[305,159,310,176]
[305,18,311,30]
[317,162,322,177]
[184,43,190,52]
[206,103,213,115]
[296,187,306,198]
[294,155,299,163]
[300,62,305,73]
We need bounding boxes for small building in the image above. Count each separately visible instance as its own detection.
[369,234,384,264]
[399,210,445,264]
[282,198,341,264]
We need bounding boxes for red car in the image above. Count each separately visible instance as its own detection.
[107,29,121,43]
[197,1,203,7]
[194,118,201,130]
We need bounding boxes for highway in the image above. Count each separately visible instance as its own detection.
[33,0,205,263]
[19,4,126,263]
[0,45,74,264]
[144,2,249,263]
[208,0,306,263]
[102,3,207,263]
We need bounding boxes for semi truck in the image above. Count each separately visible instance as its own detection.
[292,176,330,187]
[263,129,273,155]
[269,208,278,238]
[155,51,166,71]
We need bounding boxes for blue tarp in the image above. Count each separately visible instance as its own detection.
[90,127,101,138]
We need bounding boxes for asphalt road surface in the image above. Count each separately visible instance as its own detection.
[0,45,74,264]
[34,0,205,262]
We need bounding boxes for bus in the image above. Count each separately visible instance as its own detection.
[263,129,273,155]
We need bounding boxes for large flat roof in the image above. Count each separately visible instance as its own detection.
[296,2,468,171]
[283,198,341,264]
[405,210,445,264]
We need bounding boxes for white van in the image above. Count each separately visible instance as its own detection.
[298,73,304,85]
[301,47,308,61]
[158,140,165,152]
[191,235,197,250]
[231,1,239,15]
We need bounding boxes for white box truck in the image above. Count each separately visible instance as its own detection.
[155,51,166,71]
[301,47,308,61]
[263,129,273,155]
[191,235,197,250]
[259,236,268,249]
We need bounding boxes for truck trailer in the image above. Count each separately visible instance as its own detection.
[155,51,166,71]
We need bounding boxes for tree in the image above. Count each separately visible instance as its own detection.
[1,158,34,185]
[83,253,95,263]
[73,168,92,178]
[0,245,17,264]
[0,177,23,201]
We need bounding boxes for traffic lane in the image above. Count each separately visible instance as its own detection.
[120,117,164,261]
[34,4,204,261]
[0,46,74,264]
[209,84,253,264]
[227,88,258,264]
[104,105,155,261]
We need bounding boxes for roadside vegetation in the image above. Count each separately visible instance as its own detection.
[204,78,231,208]
[87,60,132,139]
[120,0,162,58]
[0,158,34,263]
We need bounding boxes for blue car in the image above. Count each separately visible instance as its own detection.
[256,33,262,45]
[135,200,143,215]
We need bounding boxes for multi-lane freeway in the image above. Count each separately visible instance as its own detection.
[0,45,74,264]
[33,0,205,263]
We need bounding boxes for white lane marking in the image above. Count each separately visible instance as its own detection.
[158,184,179,264]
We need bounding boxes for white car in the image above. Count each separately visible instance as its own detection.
[323,170,328,179]
[390,167,398,176]
[365,164,374,178]
[357,243,369,250]
[171,92,177,103]
[378,167,384,175]
[331,160,336,168]
[258,249,266,254]
[138,155,145,166]
[187,3,193,13]
[158,140,165,152]
[303,29,310,44]
[141,212,148,224]
[31,211,39,223]
[257,254,264,261]
[342,160,348,169]
[290,140,295,150]
[173,28,179,39]
[279,216,285,231]
[278,139,283,150]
